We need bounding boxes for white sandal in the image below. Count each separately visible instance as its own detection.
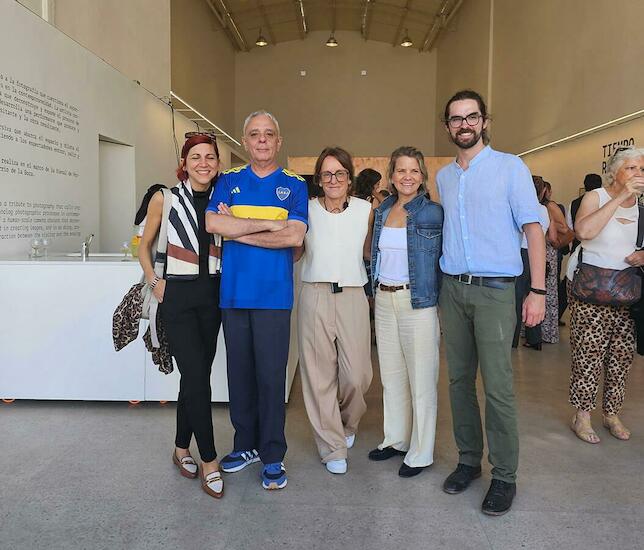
[201,469,224,499]
[172,451,198,478]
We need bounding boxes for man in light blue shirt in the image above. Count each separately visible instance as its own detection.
[437,90,546,516]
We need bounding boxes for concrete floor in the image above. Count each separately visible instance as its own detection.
[2,323,644,550]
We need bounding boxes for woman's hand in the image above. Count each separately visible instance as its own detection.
[152,278,166,302]
[622,176,644,198]
[625,250,644,267]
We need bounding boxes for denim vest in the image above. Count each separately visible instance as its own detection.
[371,193,443,309]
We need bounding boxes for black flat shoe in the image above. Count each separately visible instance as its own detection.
[481,479,516,516]
[368,446,406,461]
[523,342,542,351]
[442,463,482,494]
[398,463,426,478]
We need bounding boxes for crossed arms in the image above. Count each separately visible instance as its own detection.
[205,202,306,248]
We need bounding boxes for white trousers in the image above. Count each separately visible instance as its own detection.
[375,288,440,467]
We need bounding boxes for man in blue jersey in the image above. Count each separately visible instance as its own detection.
[206,111,308,490]
[437,90,545,515]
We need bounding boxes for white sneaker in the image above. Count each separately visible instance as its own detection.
[325,459,347,474]
[345,434,356,449]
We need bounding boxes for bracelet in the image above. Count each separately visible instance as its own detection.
[530,287,546,295]
[150,276,160,289]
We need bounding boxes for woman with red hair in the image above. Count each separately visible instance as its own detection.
[139,133,224,498]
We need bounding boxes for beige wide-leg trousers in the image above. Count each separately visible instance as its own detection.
[298,282,373,463]
[375,288,440,468]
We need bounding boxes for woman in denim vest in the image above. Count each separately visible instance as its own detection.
[367,146,444,477]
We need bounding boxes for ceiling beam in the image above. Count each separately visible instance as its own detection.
[392,0,412,47]
[419,0,455,52]
[255,0,276,45]
[361,0,374,40]
[216,0,250,52]
[294,0,307,39]
[204,0,240,51]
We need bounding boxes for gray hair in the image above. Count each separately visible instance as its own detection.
[242,110,281,136]
[605,146,644,185]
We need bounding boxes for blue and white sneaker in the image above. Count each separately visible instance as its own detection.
[220,449,260,473]
[261,462,287,490]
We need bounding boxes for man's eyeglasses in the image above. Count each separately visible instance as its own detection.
[184,131,217,141]
[319,170,350,183]
[446,112,484,129]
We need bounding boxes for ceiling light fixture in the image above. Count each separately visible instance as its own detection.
[400,29,413,48]
[326,31,339,47]
[255,28,268,47]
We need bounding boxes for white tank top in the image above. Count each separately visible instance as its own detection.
[378,227,409,284]
[566,187,638,279]
[300,197,371,287]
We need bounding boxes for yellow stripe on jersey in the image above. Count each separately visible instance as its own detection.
[282,168,305,182]
[222,164,248,175]
[230,204,288,220]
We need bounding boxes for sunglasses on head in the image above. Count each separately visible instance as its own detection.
[184,131,217,141]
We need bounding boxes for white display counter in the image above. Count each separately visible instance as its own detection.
[0,257,299,402]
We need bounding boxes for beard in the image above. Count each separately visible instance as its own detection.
[450,127,483,150]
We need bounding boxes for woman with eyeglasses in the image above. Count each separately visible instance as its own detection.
[139,133,224,498]
[367,146,443,478]
[294,146,373,475]
[566,146,644,444]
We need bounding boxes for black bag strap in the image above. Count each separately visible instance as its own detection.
[637,203,644,250]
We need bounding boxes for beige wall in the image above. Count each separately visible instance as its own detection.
[492,0,644,154]
[53,0,171,98]
[434,0,491,156]
[171,0,236,137]
[235,30,437,166]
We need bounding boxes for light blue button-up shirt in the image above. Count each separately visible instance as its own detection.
[437,146,541,277]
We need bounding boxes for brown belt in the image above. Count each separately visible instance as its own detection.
[378,283,410,292]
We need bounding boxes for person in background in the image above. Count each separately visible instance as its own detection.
[368,146,443,479]
[559,174,602,322]
[513,176,550,350]
[295,147,373,475]
[354,168,384,302]
[206,111,308,490]
[139,133,223,499]
[538,181,574,345]
[132,183,166,256]
[567,147,644,444]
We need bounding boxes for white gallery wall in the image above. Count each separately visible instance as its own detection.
[0,0,235,257]
[522,117,643,207]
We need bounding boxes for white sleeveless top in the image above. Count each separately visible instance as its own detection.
[300,197,371,287]
[566,187,638,279]
[378,227,409,284]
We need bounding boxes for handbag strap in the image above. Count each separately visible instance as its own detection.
[636,203,644,250]
[153,188,172,277]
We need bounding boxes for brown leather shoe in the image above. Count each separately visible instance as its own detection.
[201,469,224,499]
[172,451,198,479]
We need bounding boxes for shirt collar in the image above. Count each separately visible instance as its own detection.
[452,145,492,170]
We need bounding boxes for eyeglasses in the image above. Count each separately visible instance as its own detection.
[446,112,484,129]
[319,170,350,183]
[184,131,217,141]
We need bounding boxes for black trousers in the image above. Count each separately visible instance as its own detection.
[513,248,541,347]
[161,276,221,462]
[222,308,291,464]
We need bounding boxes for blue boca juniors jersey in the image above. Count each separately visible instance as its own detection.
[207,164,308,309]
